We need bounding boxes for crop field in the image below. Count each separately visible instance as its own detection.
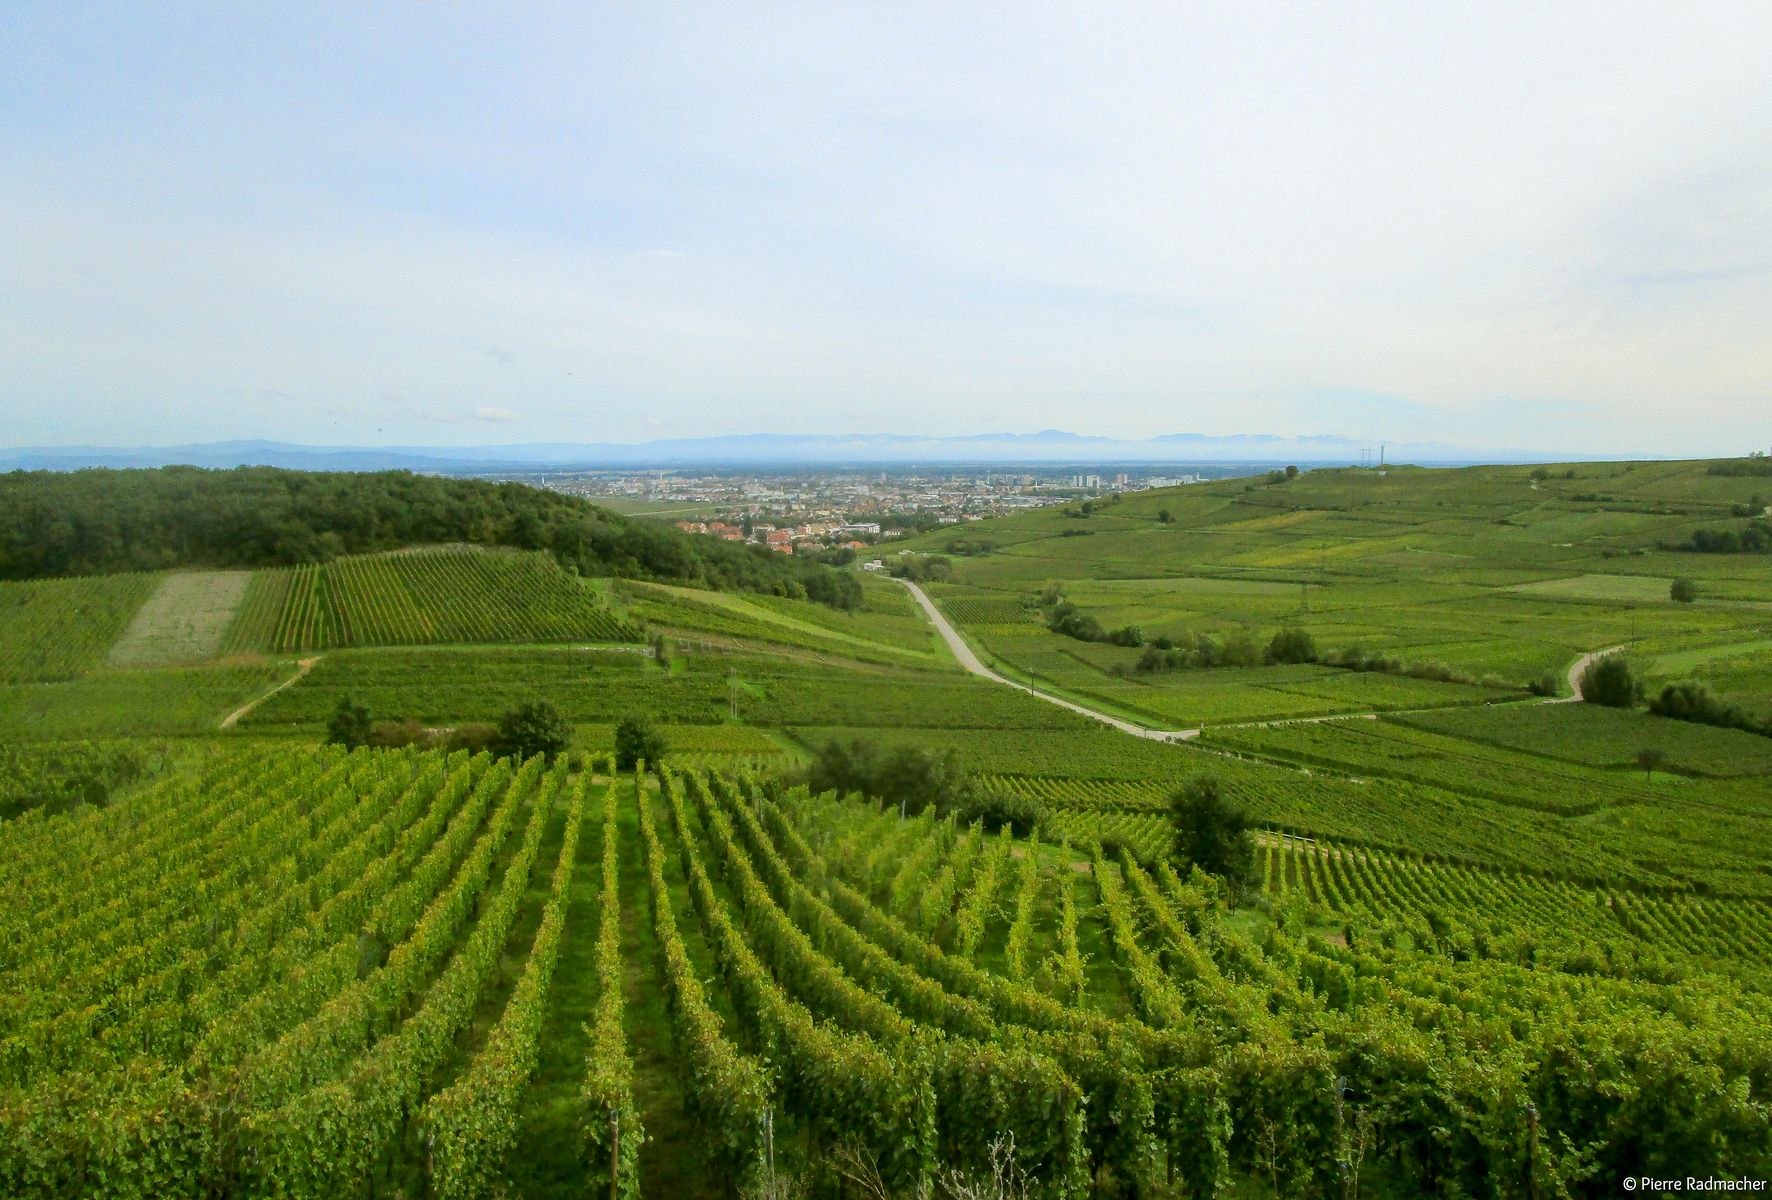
[622,579,940,664]
[0,574,158,683]
[223,549,638,653]
[3,457,1770,1193]
[895,459,1772,705]
[1397,701,1772,778]
[240,643,1098,742]
[2,748,1766,1199]
[1260,838,1772,973]
[107,571,252,668]
[0,662,289,741]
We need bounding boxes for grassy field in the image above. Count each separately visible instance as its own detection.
[107,570,252,667]
[895,459,1772,717]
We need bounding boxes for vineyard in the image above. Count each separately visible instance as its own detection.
[0,747,1767,1197]
[223,548,639,653]
[0,574,158,683]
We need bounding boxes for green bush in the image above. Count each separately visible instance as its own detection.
[1266,627,1319,665]
[500,699,573,762]
[1579,655,1641,709]
[613,714,667,770]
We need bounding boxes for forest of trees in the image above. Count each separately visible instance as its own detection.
[0,467,860,608]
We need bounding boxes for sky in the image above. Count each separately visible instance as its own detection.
[4,3,1772,457]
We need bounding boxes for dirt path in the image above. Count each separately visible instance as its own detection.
[220,656,320,729]
[901,578,1621,743]
[1556,645,1626,703]
[899,580,1189,741]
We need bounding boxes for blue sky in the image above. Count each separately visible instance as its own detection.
[5,3,1771,455]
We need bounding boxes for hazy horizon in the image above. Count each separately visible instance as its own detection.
[7,4,1772,456]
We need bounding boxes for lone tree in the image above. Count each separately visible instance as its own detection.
[1670,577,1698,603]
[1168,775,1257,896]
[1635,747,1668,781]
[498,699,572,762]
[326,695,373,750]
[614,715,667,771]
[1579,654,1641,709]
[1266,627,1319,665]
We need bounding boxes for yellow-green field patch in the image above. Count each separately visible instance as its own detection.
[108,570,252,668]
[1506,573,1673,603]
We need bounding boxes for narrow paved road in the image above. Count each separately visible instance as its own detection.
[901,577,1622,741]
[899,580,1189,741]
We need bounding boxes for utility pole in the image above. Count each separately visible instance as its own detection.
[729,667,739,720]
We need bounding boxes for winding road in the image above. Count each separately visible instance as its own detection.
[899,578,1622,742]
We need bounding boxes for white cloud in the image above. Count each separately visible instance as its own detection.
[474,405,520,422]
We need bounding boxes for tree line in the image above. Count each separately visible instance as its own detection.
[0,466,860,608]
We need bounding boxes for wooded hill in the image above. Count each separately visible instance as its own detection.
[0,467,860,608]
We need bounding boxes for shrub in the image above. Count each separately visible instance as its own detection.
[501,699,574,762]
[613,715,667,770]
[326,695,372,750]
[801,737,974,818]
[1266,627,1319,665]
[1649,680,1765,736]
[1670,577,1698,603]
[1579,655,1640,709]
[1169,775,1256,896]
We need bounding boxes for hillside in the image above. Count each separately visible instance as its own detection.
[0,458,1767,1196]
[0,466,859,609]
[892,458,1772,725]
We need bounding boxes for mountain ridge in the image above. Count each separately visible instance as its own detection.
[0,430,1583,471]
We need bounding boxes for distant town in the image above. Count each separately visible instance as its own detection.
[482,465,1256,554]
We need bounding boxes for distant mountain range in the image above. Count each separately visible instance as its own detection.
[0,431,1573,472]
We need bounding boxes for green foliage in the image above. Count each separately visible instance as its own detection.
[1580,654,1641,708]
[581,772,644,1197]
[802,736,975,819]
[324,695,371,750]
[0,740,156,821]
[890,553,954,583]
[1707,453,1772,476]
[1670,576,1698,602]
[501,699,573,761]
[613,714,666,770]
[1168,775,1257,893]
[1265,627,1318,665]
[0,573,159,682]
[1649,679,1768,737]
[230,548,638,653]
[425,770,593,1199]
[0,465,859,608]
